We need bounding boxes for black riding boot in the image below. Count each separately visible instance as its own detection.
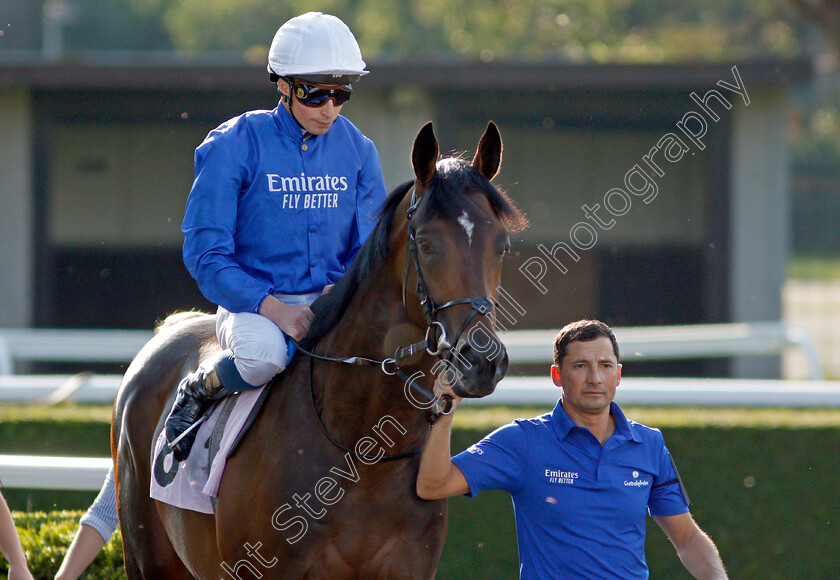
[165,360,234,461]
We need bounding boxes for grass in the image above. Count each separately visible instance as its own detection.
[0,403,113,423]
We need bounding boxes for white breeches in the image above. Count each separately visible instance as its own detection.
[215,292,320,387]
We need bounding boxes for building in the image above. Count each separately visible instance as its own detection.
[0,54,810,376]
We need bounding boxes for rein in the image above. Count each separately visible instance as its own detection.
[294,183,496,460]
[304,353,431,462]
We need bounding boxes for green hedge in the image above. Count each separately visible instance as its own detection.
[0,511,124,580]
[0,405,838,579]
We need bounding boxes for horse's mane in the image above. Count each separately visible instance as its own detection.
[301,180,411,348]
[302,157,528,349]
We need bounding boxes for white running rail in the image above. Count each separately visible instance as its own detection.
[0,321,825,379]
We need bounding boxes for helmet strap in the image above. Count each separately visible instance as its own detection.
[278,77,291,105]
[279,78,307,132]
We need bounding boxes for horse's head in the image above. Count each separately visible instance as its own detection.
[400,121,527,398]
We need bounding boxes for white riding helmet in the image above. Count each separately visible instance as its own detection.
[267,12,368,85]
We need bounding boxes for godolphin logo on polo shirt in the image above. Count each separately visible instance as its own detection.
[624,470,650,487]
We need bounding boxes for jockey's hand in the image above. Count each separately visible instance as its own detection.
[321,284,335,295]
[259,295,314,342]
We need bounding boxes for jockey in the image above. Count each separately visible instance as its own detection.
[56,13,386,578]
[165,11,387,461]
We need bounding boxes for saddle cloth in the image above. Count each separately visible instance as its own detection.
[149,385,265,514]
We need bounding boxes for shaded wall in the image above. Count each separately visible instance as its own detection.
[0,89,33,327]
[7,75,791,377]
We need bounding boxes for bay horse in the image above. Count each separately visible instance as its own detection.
[112,121,528,579]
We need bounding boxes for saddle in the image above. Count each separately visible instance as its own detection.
[150,383,271,513]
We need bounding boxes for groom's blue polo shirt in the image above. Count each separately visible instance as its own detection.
[452,399,689,580]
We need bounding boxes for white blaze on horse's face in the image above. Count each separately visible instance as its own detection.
[457,210,475,247]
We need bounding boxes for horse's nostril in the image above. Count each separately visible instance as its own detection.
[454,339,507,381]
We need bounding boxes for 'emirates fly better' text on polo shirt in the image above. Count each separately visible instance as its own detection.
[452,399,689,579]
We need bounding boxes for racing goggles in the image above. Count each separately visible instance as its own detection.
[291,80,353,108]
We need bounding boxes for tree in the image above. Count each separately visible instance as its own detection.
[10,0,817,63]
[787,0,840,56]
[119,0,809,63]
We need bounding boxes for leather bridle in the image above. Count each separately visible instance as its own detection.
[295,182,499,460]
[399,184,496,359]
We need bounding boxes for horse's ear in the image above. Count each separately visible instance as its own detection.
[472,121,502,180]
[412,121,439,187]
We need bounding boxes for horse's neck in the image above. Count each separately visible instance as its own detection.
[319,262,402,357]
[312,262,433,448]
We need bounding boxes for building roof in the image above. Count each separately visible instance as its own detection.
[0,51,812,91]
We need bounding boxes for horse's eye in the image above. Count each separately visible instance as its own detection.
[417,239,434,255]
